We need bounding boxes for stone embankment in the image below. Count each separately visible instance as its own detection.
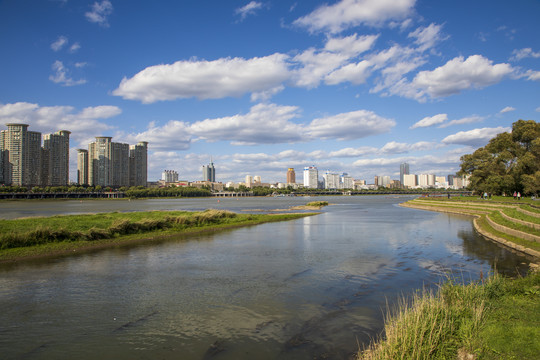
[401,199,540,261]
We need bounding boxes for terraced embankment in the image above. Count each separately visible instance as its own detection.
[401,197,540,260]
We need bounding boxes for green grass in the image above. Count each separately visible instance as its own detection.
[489,212,540,237]
[0,210,314,262]
[501,208,540,224]
[306,201,329,207]
[358,271,540,360]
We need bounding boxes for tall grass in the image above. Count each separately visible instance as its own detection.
[358,274,507,360]
[0,210,238,250]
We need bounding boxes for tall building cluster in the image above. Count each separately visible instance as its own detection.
[202,160,215,182]
[77,137,148,187]
[0,123,70,187]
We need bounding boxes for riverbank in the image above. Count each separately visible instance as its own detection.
[358,268,540,359]
[357,197,540,359]
[0,210,316,263]
[400,196,540,260]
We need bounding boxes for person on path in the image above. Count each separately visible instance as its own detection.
[518,192,521,200]
[514,191,517,199]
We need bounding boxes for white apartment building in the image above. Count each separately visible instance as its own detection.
[403,174,417,188]
[323,171,340,189]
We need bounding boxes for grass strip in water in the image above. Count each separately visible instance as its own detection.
[0,210,315,262]
[358,270,540,360]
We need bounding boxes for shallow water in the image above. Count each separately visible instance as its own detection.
[0,196,532,359]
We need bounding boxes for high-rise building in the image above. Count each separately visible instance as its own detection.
[202,160,215,182]
[303,166,318,189]
[286,168,295,184]
[245,175,253,188]
[323,171,340,189]
[162,170,178,183]
[77,149,88,185]
[85,136,147,187]
[129,142,148,187]
[400,162,409,187]
[403,174,417,188]
[0,124,69,187]
[253,175,261,184]
[42,130,70,186]
[341,173,354,189]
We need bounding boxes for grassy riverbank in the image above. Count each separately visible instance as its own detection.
[358,196,540,359]
[358,270,540,359]
[0,210,315,262]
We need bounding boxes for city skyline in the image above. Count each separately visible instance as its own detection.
[1,1,539,184]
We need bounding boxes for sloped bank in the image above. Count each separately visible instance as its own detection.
[400,200,540,260]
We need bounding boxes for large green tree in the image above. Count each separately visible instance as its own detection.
[458,120,540,196]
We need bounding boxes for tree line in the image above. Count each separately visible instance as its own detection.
[459,119,539,196]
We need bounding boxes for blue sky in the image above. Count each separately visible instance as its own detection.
[1,0,539,184]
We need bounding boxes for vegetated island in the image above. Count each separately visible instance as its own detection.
[357,195,540,360]
[0,209,316,263]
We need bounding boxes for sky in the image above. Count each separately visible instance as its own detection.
[0,0,539,184]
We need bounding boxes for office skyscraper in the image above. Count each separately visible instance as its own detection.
[202,160,215,182]
[400,162,409,187]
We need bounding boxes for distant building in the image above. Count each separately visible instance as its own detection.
[341,173,354,189]
[253,175,261,184]
[42,130,70,186]
[162,170,179,183]
[202,160,215,182]
[303,166,318,189]
[286,168,296,184]
[245,175,253,188]
[403,174,417,188]
[323,171,340,189]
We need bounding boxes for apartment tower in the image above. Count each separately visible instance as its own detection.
[286,168,295,184]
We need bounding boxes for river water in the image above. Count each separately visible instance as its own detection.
[0,196,532,359]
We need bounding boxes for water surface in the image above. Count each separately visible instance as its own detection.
[0,196,531,359]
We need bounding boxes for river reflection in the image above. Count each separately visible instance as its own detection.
[0,196,532,359]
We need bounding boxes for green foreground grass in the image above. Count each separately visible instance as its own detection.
[359,270,540,360]
[0,209,315,262]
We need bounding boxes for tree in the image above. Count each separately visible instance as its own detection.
[458,120,539,195]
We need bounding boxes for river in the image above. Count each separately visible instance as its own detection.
[0,196,532,359]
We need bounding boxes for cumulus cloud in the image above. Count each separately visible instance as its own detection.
[307,110,395,140]
[85,0,113,27]
[328,146,378,157]
[411,55,514,99]
[441,126,510,147]
[189,103,304,145]
[113,54,290,103]
[0,102,119,144]
[510,48,540,61]
[51,36,68,51]
[119,120,192,151]
[49,60,86,86]
[499,106,516,114]
[293,0,416,33]
[524,70,540,81]
[235,1,264,20]
[410,113,447,129]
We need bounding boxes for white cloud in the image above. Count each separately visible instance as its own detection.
[439,115,485,128]
[189,103,304,145]
[119,120,192,151]
[51,36,68,51]
[235,1,264,20]
[380,141,434,154]
[410,113,447,129]
[307,110,395,140]
[291,48,349,88]
[324,33,379,56]
[293,0,416,33]
[510,48,540,61]
[499,106,516,114]
[113,54,290,103]
[325,60,372,85]
[0,102,119,144]
[85,0,113,27]
[408,23,447,52]
[49,60,86,86]
[525,70,540,81]
[441,126,510,147]
[412,55,514,99]
[536,107,540,112]
[328,146,378,157]
[69,42,81,53]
